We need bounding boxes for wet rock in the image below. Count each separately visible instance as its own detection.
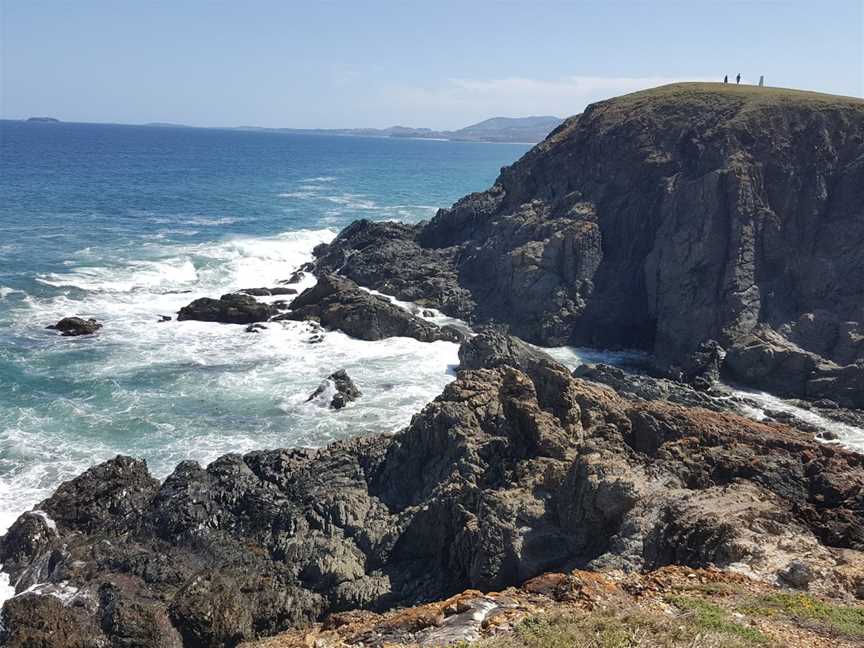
[47,316,102,336]
[158,315,172,323]
[277,274,463,343]
[314,219,476,321]
[177,293,272,324]
[573,363,738,414]
[678,340,725,390]
[307,369,362,410]
[237,287,272,297]
[246,323,268,333]
[238,287,298,297]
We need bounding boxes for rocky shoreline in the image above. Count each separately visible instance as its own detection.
[2,329,864,646]
[5,83,864,646]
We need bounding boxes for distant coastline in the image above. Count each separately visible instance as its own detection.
[235,116,565,144]
[6,115,562,144]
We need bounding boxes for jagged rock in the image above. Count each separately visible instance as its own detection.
[46,316,102,336]
[158,315,172,322]
[314,220,475,320]
[307,370,362,410]
[246,323,268,333]
[177,293,272,324]
[457,326,561,373]
[4,333,863,645]
[315,84,864,406]
[280,264,313,285]
[573,363,739,414]
[678,340,725,390]
[277,274,464,343]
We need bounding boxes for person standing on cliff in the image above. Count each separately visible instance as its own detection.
[736,73,741,84]
[724,75,728,83]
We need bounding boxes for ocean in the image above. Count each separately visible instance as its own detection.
[0,120,530,533]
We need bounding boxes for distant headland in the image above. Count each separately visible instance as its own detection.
[142,115,565,144]
[232,115,565,144]
[25,116,60,123]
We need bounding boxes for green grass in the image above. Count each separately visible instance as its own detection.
[738,592,864,638]
[667,596,768,644]
[618,82,864,108]
[469,604,767,648]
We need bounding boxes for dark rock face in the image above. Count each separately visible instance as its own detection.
[279,274,464,343]
[457,326,560,373]
[47,317,102,336]
[3,332,863,645]
[315,221,475,320]
[314,84,864,405]
[307,369,362,409]
[177,293,272,324]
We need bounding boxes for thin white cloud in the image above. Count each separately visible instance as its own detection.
[377,75,704,128]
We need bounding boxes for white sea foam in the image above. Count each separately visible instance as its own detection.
[0,286,24,301]
[301,176,336,182]
[323,194,378,210]
[730,386,864,452]
[0,573,14,606]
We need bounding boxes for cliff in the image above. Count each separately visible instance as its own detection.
[316,83,864,406]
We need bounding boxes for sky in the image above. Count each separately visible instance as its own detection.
[1,1,862,129]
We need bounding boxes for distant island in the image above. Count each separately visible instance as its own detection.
[25,117,60,123]
[145,115,565,144]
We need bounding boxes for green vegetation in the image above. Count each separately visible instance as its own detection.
[469,603,768,648]
[738,592,864,638]
[620,82,864,109]
[667,595,768,644]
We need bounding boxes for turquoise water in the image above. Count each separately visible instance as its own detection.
[0,120,530,530]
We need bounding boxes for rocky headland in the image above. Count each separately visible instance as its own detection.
[5,83,864,647]
[315,83,864,407]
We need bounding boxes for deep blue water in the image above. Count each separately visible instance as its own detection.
[0,119,530,530]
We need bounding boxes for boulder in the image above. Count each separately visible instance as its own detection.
[177,293,272,324]
[306,369,362,410]
[457,327,562,372]
[47,316,102,336]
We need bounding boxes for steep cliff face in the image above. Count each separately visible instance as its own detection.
[318,84,864,404]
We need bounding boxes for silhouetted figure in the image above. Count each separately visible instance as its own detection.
[724,75,728,83]
[736,73,741,84]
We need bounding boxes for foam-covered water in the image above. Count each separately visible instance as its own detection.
[0,120,530,543]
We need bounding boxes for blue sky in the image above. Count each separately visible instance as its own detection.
[1,1,862,129]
